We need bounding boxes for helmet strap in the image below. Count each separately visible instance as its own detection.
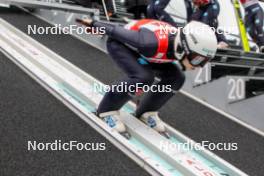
[180,29,191,56]
[174,29,185,60]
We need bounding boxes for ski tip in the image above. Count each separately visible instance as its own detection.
[159,132,171,139]
[120,132,131,140]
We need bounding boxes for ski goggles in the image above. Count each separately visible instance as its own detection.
[187,52,210,67]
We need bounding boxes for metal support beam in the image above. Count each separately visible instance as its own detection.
[4,0,100,15]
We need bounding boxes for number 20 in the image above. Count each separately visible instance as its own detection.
[228,79,245,100]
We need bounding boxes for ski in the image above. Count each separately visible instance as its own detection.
[119,132,132,139]
[231,0,250,52]
[159,131,171,139]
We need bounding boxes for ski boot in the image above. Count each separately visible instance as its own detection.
[99,111,131,139]
[140,112,171,139]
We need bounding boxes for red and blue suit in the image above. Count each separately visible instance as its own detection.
[92,19,185,117]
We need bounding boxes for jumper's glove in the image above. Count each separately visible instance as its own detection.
[75,18,94,27]
[217,41,229,49]
[75,18,100,35]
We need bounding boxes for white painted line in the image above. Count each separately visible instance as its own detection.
[66,13,74,22]
[0,3,10,8]
[180,90,264,137]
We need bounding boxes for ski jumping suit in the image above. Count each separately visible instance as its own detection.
[185,0,194,22]
[147,0,178,27]
[191,0,227,42]
[241,0,264,46]
[93,19,185,117]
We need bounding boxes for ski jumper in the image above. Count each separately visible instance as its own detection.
[191,0,227,42]
[185,0,194,21]
[241,0,264,46]
[92,19,185,117]
[147,0,179,27]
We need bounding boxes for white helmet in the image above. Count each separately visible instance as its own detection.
[174,21,217,67]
